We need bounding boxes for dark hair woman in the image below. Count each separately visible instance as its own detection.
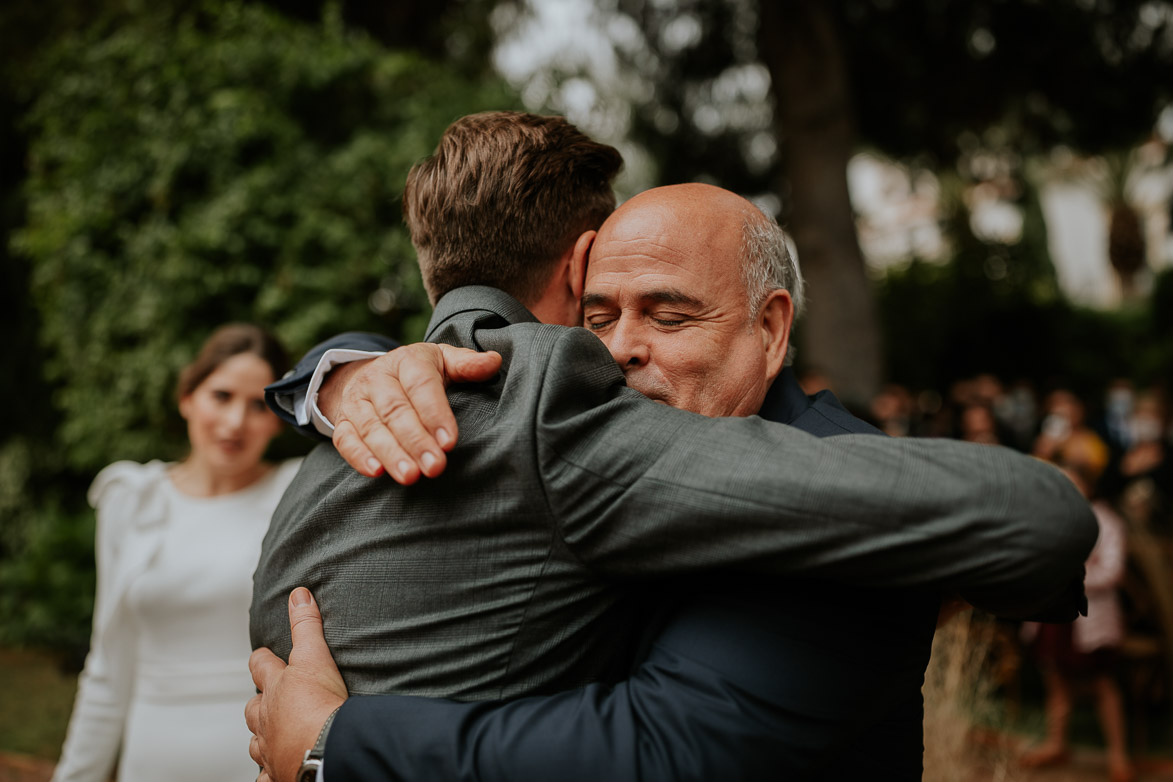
[53,324,302,782]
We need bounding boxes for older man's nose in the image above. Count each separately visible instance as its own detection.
[606,320,649,371]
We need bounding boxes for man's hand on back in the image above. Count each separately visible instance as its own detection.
[246,588,348,782]
[321,344,502,484]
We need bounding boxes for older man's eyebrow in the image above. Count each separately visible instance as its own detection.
[643,289,704,309]
[582,288,704,309]
[581,292,612,309]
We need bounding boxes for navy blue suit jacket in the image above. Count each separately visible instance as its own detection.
[316,368,940,781]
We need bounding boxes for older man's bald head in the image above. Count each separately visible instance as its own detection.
[583,183,798,418]
[598,183,803,322]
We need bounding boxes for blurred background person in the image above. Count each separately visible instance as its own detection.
[1021,430,1134,782]
[958,401,1001,445]
[1106,388,1173,531]
[869,382,916,436]
[995,379,1041,453]
[1033,388,1105,464]
[944,376,1011,445]
[51,324,302,782]
[1097,379,1137,457]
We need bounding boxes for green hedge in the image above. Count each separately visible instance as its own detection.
[16,1,514,473]
[3,0,515,650]
[878,261,1173,398]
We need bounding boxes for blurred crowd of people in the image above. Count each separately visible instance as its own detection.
[843,374,1173,533]
[826,372,1172,781]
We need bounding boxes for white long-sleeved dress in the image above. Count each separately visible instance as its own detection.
[52,458,301,782]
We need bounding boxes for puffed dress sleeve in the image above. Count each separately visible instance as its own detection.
[51,461,166,782]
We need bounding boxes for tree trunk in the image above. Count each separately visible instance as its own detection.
[758,0,881,408]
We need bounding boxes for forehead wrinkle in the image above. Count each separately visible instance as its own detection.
[589,243,696,280]
[595,231,686,258]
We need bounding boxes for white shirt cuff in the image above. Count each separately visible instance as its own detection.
[296,349,387,436]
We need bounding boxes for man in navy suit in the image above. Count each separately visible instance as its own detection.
[248,180,1085,781]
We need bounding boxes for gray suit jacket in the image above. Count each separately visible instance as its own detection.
[250,285,1095,700]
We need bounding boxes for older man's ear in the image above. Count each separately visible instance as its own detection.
[758,289,795,384]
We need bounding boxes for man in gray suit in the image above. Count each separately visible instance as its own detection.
[247,112,1094,782]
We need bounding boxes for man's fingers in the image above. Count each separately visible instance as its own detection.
[331,349,444,482]
[395,348,463,455]
[286,588,349,700]
[330,345,500,484]
[333,419,401,481]
[440,346,502,385]
[353,390,442,482]
[403,347,499,458]
[287,588,329,661]
[244,693,262,734]
[375,347,501,475]
[249,646,286,693]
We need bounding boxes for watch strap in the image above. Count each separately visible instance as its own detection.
[296,706,341,782]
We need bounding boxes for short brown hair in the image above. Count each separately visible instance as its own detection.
[404,111,623,305]
[176,323,289,400]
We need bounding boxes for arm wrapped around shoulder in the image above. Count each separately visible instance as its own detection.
[533,327,1098,622]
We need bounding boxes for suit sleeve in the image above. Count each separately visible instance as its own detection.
[324,647,777,782]
[264,332,399,438]
[322,585,873,782]
[529,327,1096,621]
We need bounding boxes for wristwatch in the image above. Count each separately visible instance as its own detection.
[296,707,341,782]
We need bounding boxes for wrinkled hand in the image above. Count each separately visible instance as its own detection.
[246,588,348,782]
[320,344,502,484]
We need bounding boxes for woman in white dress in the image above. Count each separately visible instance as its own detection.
[53,323,304,782]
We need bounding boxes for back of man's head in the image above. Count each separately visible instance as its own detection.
[404,111,623,306]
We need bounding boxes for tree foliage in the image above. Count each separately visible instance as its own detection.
[599,0,1172,189]
[841,0,1173,163]
[2,0,514,648]
[531,0,1172,401]
[15,1,513,474]
[877,237,1173,399]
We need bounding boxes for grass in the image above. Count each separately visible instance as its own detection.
[922,611,1173,781]
[0,648,77,759]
